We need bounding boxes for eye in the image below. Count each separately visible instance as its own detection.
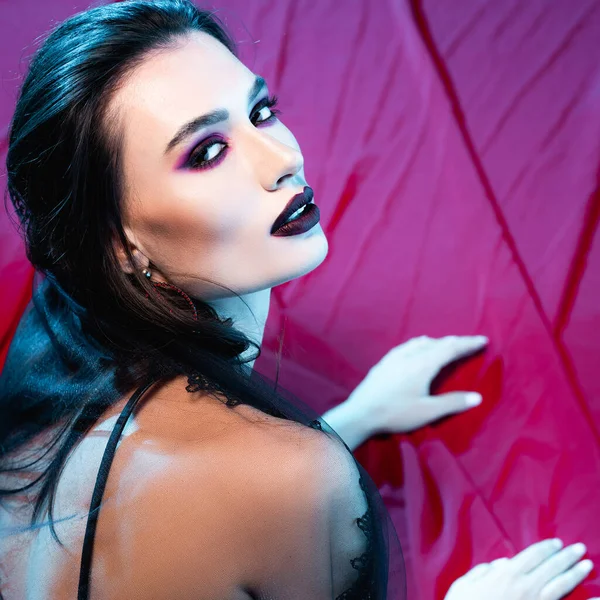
[187,137,228,170]
[185,95,281,171]
[202,141,225,162]
[251,95,281,126]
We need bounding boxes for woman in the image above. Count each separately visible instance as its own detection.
[0,1,594,598]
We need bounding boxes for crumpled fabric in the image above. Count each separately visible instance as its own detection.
[2,0,600,598]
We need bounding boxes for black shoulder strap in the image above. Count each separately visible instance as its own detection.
[77,380,156,599]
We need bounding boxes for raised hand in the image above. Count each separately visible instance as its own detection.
[346,335,488,434]
[445,539,596,600]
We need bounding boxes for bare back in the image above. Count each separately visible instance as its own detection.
[0,380,376,600]
[0,376,335,599]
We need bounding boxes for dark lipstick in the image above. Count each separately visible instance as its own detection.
[270,186,320,237]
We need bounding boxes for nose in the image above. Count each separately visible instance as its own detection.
[249,130,304,191]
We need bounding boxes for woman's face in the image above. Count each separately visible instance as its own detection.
[112,31,328,300]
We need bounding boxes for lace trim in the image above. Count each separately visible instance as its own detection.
[334,475,376,599]
[308,418,323,430]
[308,419,377,599]
[186,372,241,406]
[186,373,288,420]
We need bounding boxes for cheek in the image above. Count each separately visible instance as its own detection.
[133,185,260,265]
[144,201,242,246]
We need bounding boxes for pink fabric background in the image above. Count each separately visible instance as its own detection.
[1,1,599,598]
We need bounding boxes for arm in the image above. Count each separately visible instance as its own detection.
[323,335,489,451]
[321,395,379,452]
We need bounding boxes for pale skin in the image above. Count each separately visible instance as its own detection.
[112,31,595,600]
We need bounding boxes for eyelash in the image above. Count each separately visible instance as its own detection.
[186,95,281,170]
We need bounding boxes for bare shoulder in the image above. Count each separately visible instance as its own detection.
[109,384,362,599]
[2,380,365,599]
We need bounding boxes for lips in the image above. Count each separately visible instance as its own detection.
[270,186,314,235]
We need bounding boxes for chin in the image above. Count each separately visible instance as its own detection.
[274,229,329,286]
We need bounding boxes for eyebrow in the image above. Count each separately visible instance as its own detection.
[164,75,267,155]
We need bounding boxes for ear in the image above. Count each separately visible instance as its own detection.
[114,227,149,275]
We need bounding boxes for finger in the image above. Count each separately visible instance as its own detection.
[511,539,564,573]
[529,543,588,590]
[433,335,488,368]
[400,336,430,351]
[423,392,482,421]
[464,563,492,580]
[538,559,593,600]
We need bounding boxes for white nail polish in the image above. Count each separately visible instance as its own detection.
[579,559,593,573]
[466,393,482,407]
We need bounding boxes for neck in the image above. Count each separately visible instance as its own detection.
[207,288,271,370]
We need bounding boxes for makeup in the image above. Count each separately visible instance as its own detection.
[175,95,281,170]
[271,186,320,237]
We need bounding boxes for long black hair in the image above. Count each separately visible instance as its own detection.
[0,0,302,545]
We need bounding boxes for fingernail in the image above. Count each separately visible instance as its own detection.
[552,538,563,549]
[579,559,593,573]
[466,393,482,406]
[475,335,488,343]
[571,542,587,555]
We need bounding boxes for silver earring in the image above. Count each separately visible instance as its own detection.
[142,268,152,279]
